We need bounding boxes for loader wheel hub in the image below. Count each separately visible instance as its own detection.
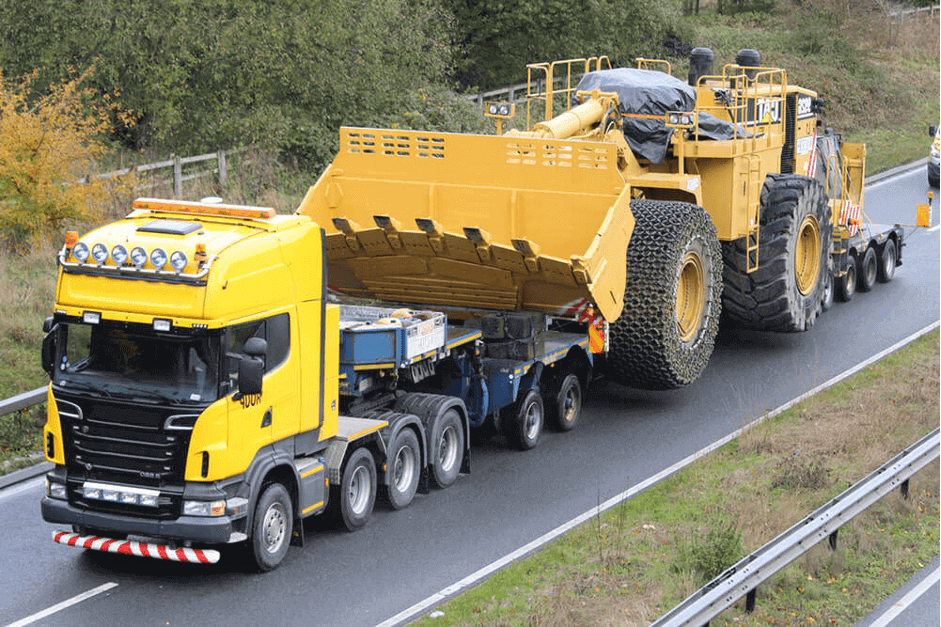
[795,215,821,296]
[676,251,705,344]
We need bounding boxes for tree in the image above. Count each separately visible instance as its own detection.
[0,67,129,250]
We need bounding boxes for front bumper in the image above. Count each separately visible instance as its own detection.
[42,496,237,544]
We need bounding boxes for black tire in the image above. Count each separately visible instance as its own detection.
[929,168,939,189]
[503,388,544,450]
[607,199,722,390]
[722,173,832,332]
[546,373,582,432]
[877,239,897,283]
[248,482,293,572]
[821,271,834,312]
[384,428,420,510]
[857,246,878,293]
[836,259,856,302]
[430,409,463,488]
[335,447,376,531]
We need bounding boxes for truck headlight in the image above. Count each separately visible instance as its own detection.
[45,477,67,500]
[183,499,226,517]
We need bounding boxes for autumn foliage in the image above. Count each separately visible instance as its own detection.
[0,66,130,251]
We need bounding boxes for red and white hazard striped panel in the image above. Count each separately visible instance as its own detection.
[839,202,862,236]
[53,530,220,564]
[805,128,818,177]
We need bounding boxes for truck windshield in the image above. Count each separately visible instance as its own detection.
[53,322,222,403]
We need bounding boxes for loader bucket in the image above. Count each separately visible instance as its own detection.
[296,127,634,322]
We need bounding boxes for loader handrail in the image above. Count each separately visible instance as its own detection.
[524,56,611,127]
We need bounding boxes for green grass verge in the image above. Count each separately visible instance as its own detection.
[412,330,940,626]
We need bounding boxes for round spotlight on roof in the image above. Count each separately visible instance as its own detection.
[130,246,148,268]
[111,245,129,266]
[169,250,188,272]
[72,242,90,263]
[150,248,168,270]
[91,243,109,264]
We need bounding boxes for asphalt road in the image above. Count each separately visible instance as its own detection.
[0,165,938,627]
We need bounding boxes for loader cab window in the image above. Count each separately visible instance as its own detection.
[226,313,290,390]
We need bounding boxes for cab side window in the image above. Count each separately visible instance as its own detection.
[226,313,290,389]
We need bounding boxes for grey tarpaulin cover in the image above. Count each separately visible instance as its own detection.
[574,68,741,163]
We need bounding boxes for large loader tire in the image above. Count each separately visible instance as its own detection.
[722,174,831,332]
[607,200,722,390]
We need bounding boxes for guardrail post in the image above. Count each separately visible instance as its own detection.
[217,150,227,187]
[745,588,756,613]
[173,155,183,197]
[828,528,839,550]
[900,477,910,499]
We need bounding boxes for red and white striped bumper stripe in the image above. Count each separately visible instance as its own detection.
[53,530,220,564]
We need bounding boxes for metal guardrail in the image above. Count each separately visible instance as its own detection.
[652,427,941,627]
[0,387,45,417]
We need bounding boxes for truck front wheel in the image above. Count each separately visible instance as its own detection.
[249,482,293,572]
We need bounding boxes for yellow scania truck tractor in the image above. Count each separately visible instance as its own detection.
[41,50,903,571]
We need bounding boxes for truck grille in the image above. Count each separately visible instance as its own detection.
[55,392,200,519]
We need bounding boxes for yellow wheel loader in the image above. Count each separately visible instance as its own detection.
[297,49,902,390]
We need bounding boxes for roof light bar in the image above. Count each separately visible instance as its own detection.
[132,198,276,219]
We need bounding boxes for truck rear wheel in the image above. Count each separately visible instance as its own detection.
[607,199,722,389]
[546,373,582,432]
[878,239,897,283]
[385,428,420,510]
[249,482,293,572]
[431,408,464,488]
[503,388,544,450]
[857,246,878,292]
[836,260,856,302]
[722,174,831,332]
[336,447,376,531]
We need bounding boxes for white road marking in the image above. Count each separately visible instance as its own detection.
[4,582,118,627]
[926,224,940,233]
[0,477,43,504]
[376,321,941,627]
[867,567,940,627]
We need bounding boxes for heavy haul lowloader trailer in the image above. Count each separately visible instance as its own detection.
[40,49,904,572]
[297,49,904,391]
[40,199,595,571]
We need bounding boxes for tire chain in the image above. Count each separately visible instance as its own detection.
[607,199,723,390]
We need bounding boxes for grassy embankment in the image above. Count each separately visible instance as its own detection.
[413,330,939,626]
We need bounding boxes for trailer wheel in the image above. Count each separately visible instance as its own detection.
[857,246,878,293]
[836,260,856,302]
[249,482,293,572]
[431,409,463,488]
[607,200,722,390]
[385,428,420,510]
[336,447,376,531]
[546,374,582,432]
[722,174,831,332]
[821,271,834,312]
[504,388,544,450]
[877,239,897,283]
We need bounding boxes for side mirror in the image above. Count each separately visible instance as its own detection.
[41,318,58,377]
[238,357,264,396]
[237,337,267,397]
